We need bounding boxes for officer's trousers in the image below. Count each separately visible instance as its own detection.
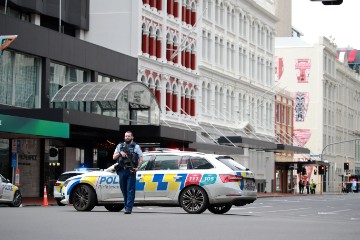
[118,168,136,212]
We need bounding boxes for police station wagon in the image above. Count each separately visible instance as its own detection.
[61,151,257,214]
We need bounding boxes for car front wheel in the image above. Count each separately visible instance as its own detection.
[72,184,96,211]
[207,204,232,214]
[10,191,22,207]
[179,185,208,214]
[104,204,124,212]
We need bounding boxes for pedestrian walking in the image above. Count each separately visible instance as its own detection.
[113,131,143,214]
[306,180,310,194]
[310,179,316,194]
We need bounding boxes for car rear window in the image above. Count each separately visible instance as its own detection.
[216,156,247,171]
[58,173,84,181]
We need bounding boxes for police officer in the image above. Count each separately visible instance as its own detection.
[113,131,143,214]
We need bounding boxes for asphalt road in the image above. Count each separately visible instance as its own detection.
[1,194,359,240]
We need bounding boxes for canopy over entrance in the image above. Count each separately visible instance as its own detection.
[51,81,160,125]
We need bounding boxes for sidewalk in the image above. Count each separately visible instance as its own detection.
[21,192,341,207]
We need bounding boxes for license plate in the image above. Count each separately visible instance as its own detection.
[244,179,256,191]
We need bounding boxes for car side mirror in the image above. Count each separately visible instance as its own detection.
[6,179,11,183]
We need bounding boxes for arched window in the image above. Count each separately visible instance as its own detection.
[220,3,224,26]
[186,1,191,25]
[215,86,219,116]
[149,26,156,57]
[220,87,224,116]
[156,29,162,59]
[166,33,173,62]
[173,36,179,64]
[207,83,211,113]
[190,89,196,116]
[191,2,196,26]
[142,23,149,55]
[185,88,191,115]
[172,84,178,112]
[191,44,196,70]
[181,87,186,114]
[215,0,219,24]
[155,79,161,107]
[167,0,174,16]
[202,82,206,113]
[174,0,179,18]
[166,82,172,111]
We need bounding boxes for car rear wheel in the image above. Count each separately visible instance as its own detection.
[207,204,232,214]
[72,184,96,211]
[56,199,66,206]
[104,204,124,212]
[180,185,208,214]
[10,191,22,207]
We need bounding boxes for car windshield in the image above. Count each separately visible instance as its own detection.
[216,156,247,171]
[58,173,84,181]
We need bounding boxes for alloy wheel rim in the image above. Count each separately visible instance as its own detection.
[73,186,89,209]
[182,188,204,212]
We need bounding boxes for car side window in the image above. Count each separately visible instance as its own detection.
[189,157,214,170]
[148,155,181,170]
[139,155,151,170]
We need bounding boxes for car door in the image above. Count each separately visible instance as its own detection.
[142,155,182,202]
[0,177,13,201]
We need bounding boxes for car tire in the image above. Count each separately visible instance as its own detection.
[104,204,124,212]
[56,199,66,206]
[207,204,232,214]
[179,185,208,214]
[72,184,96,211]
[10,191,22,207]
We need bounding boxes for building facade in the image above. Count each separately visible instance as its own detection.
[275,36,360,192]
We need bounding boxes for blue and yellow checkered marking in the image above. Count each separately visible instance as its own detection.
[137,173,187,191]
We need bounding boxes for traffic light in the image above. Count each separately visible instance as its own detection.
[314,169,317,175]
[318,165,325,175]
[302,167,307,175]
[344,162,349,170]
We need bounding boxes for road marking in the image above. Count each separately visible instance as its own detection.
[318,209,351,215]
[244,207,311,214]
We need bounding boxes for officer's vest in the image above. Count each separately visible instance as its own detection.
[118,141,139,168]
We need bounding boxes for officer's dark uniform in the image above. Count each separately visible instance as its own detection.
[115,141,142,213]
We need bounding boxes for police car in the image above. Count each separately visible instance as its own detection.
[61,151,257,214]
[53,168,98,206]
[0,174,22,207]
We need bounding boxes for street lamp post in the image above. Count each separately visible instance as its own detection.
[320,138,360,194]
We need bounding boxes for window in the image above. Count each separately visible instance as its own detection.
[189,157,213,169]
[148,155,181,170]
[216,156,246,171]
[0,50,41,108]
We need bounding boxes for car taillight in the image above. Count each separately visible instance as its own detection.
[219,174,242,183]
[54,182,61,186]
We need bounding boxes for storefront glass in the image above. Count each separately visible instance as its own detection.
[0,139,10,179]
[0,50,41,108]
[49,62,90,110]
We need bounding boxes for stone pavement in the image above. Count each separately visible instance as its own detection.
[20,192,342,207]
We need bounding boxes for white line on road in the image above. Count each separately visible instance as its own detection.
[318,209,351,215]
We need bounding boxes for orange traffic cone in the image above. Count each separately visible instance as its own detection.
[42,184,49,206]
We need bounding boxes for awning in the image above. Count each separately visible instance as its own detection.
[275,144,310,154]
[51,81,147,102]
[51,81,161,125]
[218,136,277,150]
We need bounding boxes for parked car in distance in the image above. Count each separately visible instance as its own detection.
[53,168,98,206]
[0,174,22,207]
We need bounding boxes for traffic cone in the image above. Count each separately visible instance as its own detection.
[42,184,49,206]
